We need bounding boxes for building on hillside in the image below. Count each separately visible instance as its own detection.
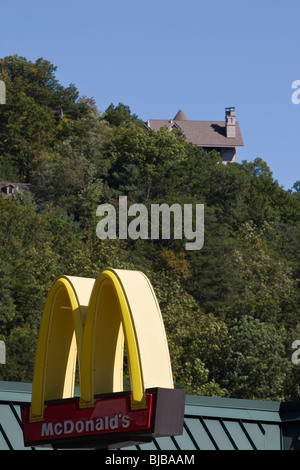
[145,107,244,164]
[0,182,31,199]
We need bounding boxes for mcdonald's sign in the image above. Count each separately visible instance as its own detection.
[21,268,185,448]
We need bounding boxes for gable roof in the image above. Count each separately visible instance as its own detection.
[146,110,244,148]
[0,182,30,191]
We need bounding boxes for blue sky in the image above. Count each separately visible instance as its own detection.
[1,0,299,190]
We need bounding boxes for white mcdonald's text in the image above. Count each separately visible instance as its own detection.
[41,413,131,438]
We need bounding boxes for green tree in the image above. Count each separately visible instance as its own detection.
[0,55,92,180]
[0,326,36,382]
[102,125,186,201]
[241,158,283,226]
[103,102,141,127]
[229,221,299,327]
[216,316,288,400]
[0,261,17,334]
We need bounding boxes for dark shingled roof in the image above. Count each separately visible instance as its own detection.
[146,110,244,148]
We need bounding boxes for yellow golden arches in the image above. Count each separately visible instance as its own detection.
[29,276,95,421]
[29,268,174,422]
[80,270,144,409]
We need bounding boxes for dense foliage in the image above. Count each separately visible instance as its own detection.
[0,55,299,400]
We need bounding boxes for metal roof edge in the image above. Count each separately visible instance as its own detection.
[184,395,282,423]
[2,382,300,449]
[185,394,281,412]
[0,381,32,394]
[0,382,294,413]
[0,381,281,411]
[0,381,32,403]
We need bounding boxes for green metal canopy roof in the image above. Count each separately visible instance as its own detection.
[0,381,299,450]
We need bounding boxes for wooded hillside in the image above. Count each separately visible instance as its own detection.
[0,55,299,401]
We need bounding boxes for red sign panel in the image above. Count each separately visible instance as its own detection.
[21,392,154,447]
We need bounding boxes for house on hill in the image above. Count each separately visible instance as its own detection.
[145,107,244,163]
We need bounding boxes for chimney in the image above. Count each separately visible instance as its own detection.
[225,107,236,138]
